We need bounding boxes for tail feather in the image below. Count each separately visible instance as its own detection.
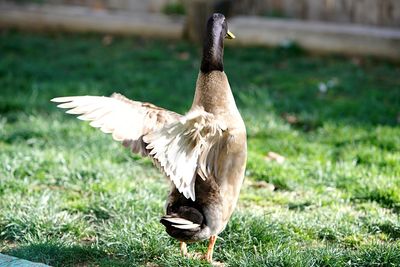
[171,224,200,229]
[161,217,197,225]
[160,215,200,230]
[160,205,211,242]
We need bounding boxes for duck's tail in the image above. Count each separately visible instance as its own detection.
[160,215,200,230]
[160,206,211,242]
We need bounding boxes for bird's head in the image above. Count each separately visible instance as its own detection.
[201,13,235,73]
[206,13,235,41]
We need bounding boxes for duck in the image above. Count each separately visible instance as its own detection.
[51,13,247,263]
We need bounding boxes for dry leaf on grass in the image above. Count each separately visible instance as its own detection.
[251,181,275,191]
[177,52,190,60]
[264,151,285,164]
[282,113,298,124]
[102,35,113,46]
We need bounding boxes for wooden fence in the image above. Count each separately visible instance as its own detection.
[21,0,400,28]
[1,0,399,58]
[5,0,400,27]
[230,0,400,27]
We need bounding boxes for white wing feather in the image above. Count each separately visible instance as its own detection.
[52,95,150,142]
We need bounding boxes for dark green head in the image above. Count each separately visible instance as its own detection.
[200,13,235,73]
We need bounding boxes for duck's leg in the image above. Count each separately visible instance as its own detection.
[205,235,217,262]
[180,241,188,256]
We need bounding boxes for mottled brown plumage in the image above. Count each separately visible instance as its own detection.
[51,13,246,264]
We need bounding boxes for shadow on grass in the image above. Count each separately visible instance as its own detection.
[352,190,400,214]
[4,243,129,267]
[369,222,400,240]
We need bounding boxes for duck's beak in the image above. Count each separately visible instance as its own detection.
[226,30,235,39]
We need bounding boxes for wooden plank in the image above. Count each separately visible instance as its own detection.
[0,3,184,38]
[216,0,400,27]
[229,16,400,59]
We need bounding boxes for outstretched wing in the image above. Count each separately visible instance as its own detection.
[51,93,180,156]
[52,94,225,201]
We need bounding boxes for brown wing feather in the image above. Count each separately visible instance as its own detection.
[110,93,181,156]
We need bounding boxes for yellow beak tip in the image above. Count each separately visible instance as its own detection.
[226,30,236,39]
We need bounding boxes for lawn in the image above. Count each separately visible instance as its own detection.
[0,30,399,266]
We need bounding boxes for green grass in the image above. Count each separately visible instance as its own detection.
[162,2,185,16]
[0,29,400,266]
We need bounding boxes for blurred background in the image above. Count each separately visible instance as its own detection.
[0,1,400,266]
[0,0,399,57]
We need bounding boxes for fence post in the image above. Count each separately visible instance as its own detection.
[184,0,213,43]
[184,0,234,43]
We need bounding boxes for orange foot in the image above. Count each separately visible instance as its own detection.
[180,241,188,257]
[184,236,224,266]
[205,235,217,262]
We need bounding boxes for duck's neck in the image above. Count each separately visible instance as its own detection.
[192,71,238,115]
[200,33,224,73]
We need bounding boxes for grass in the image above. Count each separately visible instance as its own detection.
[162,2,185,16]
[0,29,399,266]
